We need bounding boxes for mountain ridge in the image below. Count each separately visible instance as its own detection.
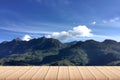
[0,37,120,66]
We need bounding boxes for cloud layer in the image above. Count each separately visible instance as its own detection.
[46,25,93,41]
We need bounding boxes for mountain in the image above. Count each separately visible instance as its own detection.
[71,40,120,65]
[0,37,120,66]
[0,37,64,57]
[0,37,65,65]
[64,41,78,46]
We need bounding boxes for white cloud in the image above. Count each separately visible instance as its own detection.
[102,20,107,23]
[109,17,119,23]
[22,35,31,41]
[0,27,53,34]
[91,21,96,25]
[46,25,93,41]
[102,17,120,23]
[0,21,62,35]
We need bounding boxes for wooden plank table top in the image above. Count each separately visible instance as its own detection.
[0,66,120,80]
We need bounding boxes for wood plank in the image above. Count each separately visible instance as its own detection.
[0,66,119,80]
[31,66,49,80]
[105,66,120,79]
[87,66,108,80]
[115,66,120,71]
[69,66,82,80]
[57,66,69,80]
[96,66,119,80]
[6,66,32,80]
[0,66,21,80]
[77,66,95,80]
[45,66,58,80]
[0,66,12,75]
[19,66,40,80]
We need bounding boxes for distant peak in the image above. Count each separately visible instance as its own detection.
[41,36,46,38]
[1,41,8,44]
[12,38,22,42]
[85,39,97,43]
[103,39,117,44]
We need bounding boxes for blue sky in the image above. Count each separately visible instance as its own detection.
[0,0,120,42]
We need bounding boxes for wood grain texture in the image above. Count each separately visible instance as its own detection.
[78,66,96,80]
[0,66,21,80]
[87,66,108,80]
[57,66,69,80]
[31,66,49,80]
[19,66,40,80]
[105,66,120,79]
[6,66,32,80]
[69,66,82,80]
[45,66,58,80]
[96,66,119,80]
[0,66,120,80]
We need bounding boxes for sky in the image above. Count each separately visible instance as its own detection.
[0,0,120,42]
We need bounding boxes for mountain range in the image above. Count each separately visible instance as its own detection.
[0,37,120,66]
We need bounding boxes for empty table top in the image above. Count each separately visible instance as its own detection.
[0,66,120,80]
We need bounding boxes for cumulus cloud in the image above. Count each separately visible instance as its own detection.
[22,35,31,41]
[46,25,93,41]
[91,21,96,25]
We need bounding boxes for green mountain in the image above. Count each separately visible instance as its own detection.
[0,37,120,66]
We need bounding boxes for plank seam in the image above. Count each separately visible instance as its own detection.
[77,66,83,80]
[4,67,21,80]
[30,66,41,80]
[104,67,120,78]
[43,66,50,80]
[68,66,70,80]
[55,66,59,80]
[114,67,120,72]
[18,66,33,80]
[0,67,13,76]
[95,66,109,80]
[6,66,23,80]
[86,67,96,80]
[56,66,60,80]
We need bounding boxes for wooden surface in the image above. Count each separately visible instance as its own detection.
[0,66,120,80]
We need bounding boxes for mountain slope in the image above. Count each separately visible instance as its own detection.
[0,38,120,66]
[0,37,65,65]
